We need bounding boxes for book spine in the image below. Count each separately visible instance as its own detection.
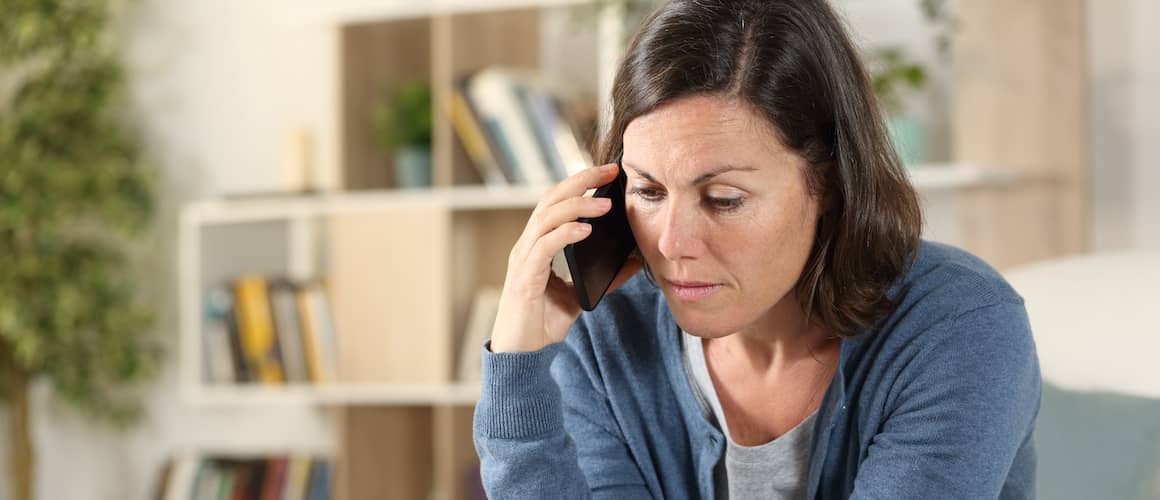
[233,275,286,384]
[447,86,510,186]
[466,69,555,186]
[270,281,308,383]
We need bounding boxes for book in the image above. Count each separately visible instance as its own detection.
[305,459,331,500]
[260,457,289,500]
[156,454,334,500]
[465,68,557,186]
[233,275,286,384]
[447,84,511,187]
[215,463,237,500]
[457,288,503,382]
[512,81,566,182]
[192,460,223,500]
[270,280,309,383]
[224,304,251,383]
[202,274,342,386]
[203,289,237,384]
[163,453,200,500]
[451,67,595,187]
[535,92,593,179]
[281,454,314,500]
[240,459,268,500]
[297,282,338,384]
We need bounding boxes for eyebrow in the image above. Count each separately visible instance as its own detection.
[621,162,758,186]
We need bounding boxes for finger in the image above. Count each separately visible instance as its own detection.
[515,164,618,259]
[536,163,619,213]
[527,196,612,242]
[523,221,592,284]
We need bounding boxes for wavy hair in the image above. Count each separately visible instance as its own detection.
[601,0,923,337]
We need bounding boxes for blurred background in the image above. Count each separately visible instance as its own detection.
[0,0,1157,499]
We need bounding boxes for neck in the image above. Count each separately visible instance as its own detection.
[717,293,838,373]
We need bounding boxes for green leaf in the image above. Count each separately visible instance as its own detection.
[371,81,433,150]
[0,0,159,428]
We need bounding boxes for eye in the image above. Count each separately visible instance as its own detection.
[706,197,744,213]
[628,187,665,202]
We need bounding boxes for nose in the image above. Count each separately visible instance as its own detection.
[656,199,705,261]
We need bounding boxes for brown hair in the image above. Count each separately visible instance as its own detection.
[601,0,922,337]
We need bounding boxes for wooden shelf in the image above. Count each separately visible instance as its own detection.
[183,164,1012,226]
[184,184,550,225]
[906,163,1017,191]
[184,383,483,407]
[283,0,595,26]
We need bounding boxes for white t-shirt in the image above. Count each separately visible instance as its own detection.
[681,331,816,500]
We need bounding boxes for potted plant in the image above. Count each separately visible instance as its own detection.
[372,81,434,189]
[867,0,957,167]
[869,46,929,166]
[0,1,160,500]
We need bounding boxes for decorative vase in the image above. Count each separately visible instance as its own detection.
[886,115,926,168]
[394,145,432,189]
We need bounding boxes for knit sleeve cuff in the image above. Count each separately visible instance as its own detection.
[474,340,566,439]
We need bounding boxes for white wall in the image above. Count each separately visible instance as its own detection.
[1089,0,1160,252]
[1132,0,1160,250]
[0,2,340,500]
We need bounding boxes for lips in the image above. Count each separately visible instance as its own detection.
[664,278,722,301]
[667,279,717,287]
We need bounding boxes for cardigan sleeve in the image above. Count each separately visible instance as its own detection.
[849,301,1042,499]
[473,328,654,499]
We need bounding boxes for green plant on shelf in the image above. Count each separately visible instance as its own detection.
[371,81,433,151]
[0,2,161,500]
[866,0,957,166]
[869,46,929,117]
[372,81,434,188]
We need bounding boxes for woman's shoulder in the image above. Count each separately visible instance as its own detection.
[860,241,1035,363]
[895,240,1025,316]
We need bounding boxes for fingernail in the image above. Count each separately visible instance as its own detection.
[596,197,612,207]
[603,163,618,172]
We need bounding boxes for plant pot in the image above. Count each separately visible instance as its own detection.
[394,145,432,189]
[886,115,926,167]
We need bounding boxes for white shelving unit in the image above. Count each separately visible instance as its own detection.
[186,383,483,407]
[177,163,1011,407]
[282,0,597,26]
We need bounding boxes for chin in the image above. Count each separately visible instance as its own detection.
[667,304,746,339]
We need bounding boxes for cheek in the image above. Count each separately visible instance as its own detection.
[626,204,656,246]
[627,207,664,270]
[740,207,819,288]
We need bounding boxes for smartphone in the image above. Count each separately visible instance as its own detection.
[563,161,638,311]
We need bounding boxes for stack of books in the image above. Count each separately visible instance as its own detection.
[202,275,338,385]
[448,67,594,187]
[157,454,331,500]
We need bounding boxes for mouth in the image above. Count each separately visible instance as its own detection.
[664,279,723,301]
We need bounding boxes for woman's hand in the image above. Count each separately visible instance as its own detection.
[490,163,645,353]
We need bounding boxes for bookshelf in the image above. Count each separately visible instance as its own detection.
[177,162,1011,499]
[172,3,621,499]
[174,2,1059,500]
[178,164,1011,402]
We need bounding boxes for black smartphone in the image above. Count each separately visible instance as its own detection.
[563,161,638,311]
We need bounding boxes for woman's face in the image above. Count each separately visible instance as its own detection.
[622,94,823,339]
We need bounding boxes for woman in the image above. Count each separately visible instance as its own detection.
[474,0,1041,498]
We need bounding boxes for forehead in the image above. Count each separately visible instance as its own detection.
[622,94,793,171]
